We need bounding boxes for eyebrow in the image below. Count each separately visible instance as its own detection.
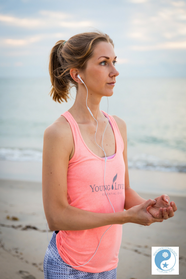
[98,56,117,60]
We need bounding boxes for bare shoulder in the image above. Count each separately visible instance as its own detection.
[44,115,71,139]
[43,115,73,155]
[112,115,127,139]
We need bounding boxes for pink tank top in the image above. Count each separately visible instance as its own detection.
[56,111,125,273]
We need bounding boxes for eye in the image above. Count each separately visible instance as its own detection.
[100,61,107,66]
[113,60,117,66]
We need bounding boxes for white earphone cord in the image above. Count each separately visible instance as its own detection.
[67,77,115,268]
[83,78,115,213]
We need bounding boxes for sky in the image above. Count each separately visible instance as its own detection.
[0,0,186,77]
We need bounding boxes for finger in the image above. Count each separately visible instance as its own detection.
[162,208,169,220]
[159,208,163,219]
[153,207,163,219]
[151,208,163,219]
[162,194,170,204]
[167,207,174,218]
[152,216,164,223]
[170,201,177,212]
[144,199,156,209]
[146,205,152,211]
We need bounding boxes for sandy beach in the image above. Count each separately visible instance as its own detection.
[0,169,186,279]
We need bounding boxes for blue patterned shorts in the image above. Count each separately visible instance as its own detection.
[43,232,117,279]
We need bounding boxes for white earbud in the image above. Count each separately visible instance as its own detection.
[77,74,84,84]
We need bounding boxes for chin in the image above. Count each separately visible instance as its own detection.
[99,89,114,98]
[105,90,114,97]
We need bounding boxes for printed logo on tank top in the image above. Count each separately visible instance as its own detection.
[89,173,124,196]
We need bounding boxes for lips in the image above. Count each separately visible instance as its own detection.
[107,82,116,85]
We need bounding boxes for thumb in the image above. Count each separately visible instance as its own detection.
[143,199,156,209]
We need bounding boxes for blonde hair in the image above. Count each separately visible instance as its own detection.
[49,31,114,103]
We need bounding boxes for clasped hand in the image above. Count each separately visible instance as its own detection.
[147,194,177,220]
[127,195,177,226]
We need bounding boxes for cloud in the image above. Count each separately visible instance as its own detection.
[0,11,95,29]
[39,10,69,19]
[1,36,41,46]
[171,1,186,8]
[131,41,186,51]
[128,32,149,41]
[157,7,186,22]
[0,33,65,47]
[0,14,43,28]
[128,2,186,45]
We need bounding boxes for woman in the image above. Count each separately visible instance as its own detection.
[42,31,177,278]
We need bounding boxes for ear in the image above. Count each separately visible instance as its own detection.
[70,68,81,84]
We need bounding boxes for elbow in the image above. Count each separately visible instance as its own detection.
[47,216,66,231]
[46,216,58,231]
[45,206,69,231]
[47,219,57,231]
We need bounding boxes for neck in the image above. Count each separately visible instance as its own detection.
[70,86,103,122]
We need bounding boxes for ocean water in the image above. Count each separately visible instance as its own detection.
[0,77,186,173]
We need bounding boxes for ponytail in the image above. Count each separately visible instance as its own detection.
[49,40,70,103]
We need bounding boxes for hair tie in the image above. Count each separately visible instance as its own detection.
[63,41,66,46]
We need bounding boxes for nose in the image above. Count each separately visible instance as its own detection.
[110,66,119,78]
